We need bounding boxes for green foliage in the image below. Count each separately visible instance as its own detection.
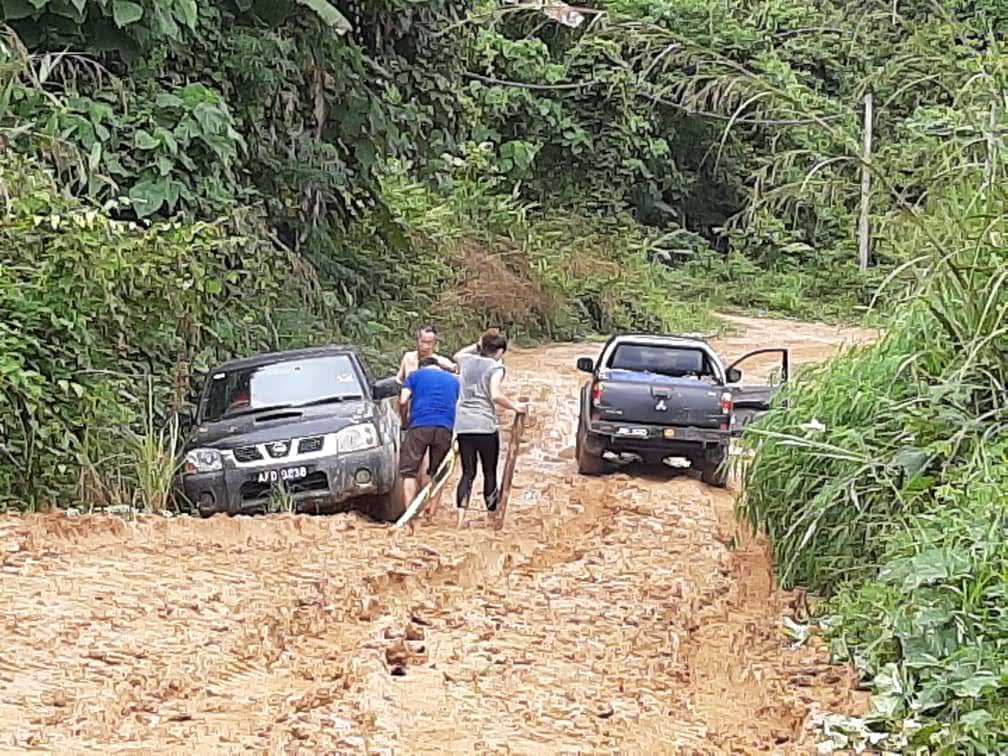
[736,53,1008,744]
[0,153,335,508]
[340,144,719,371]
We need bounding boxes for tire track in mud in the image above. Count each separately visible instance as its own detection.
[0,316,872,753]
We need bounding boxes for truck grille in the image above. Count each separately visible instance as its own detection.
[297,436,324,454]
[233,446,262,463]
[239,472,329,502]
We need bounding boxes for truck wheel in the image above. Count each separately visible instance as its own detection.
[370,475,406,523]
[699,445,729,488]
[576,426,609,476]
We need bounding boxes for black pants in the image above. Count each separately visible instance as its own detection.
[456,432,500,510]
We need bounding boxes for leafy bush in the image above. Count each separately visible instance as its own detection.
[0,153,335,509]
[737,161,1008,750]
[338,145,720,367]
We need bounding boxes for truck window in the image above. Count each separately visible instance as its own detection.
[608,344,712,378]
[203,354,363,422]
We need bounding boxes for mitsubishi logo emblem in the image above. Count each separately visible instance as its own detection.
[655,399,667,412]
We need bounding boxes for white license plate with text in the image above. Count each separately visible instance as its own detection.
[257,466,308,484]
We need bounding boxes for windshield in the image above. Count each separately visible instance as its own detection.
[202,355,364,422]
[609,344,713,379]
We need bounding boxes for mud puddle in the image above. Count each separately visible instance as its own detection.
[0,316,873,753]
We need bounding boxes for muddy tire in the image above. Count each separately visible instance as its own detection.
[369,475,406,523]
[699,445,729,488]
[575,426,609,476]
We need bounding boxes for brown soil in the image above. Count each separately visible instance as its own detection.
[0,316,874,753]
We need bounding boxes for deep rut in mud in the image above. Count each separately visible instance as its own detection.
[0,316,872,753]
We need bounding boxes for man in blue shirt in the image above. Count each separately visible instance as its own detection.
[399,356,460,517]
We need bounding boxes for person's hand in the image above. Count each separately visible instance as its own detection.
[514,401,529,415]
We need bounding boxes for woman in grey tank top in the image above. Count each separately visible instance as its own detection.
[452,329,528,524]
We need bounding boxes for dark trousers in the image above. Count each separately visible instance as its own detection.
[456,432,500,510]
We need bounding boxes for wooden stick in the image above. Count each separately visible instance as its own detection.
[494,398,529,531]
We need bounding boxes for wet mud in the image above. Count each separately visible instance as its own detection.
[0,316,874,753]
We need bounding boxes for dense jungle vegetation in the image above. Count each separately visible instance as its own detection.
[2,0,1007,748]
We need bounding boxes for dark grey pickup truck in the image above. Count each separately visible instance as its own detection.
[174,346,403,519]
[574,334,788,487]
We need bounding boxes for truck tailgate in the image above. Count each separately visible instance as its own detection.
[596,370,725,428]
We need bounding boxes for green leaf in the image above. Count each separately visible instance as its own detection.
[155,93,185,110]
[892,447,930,478]
[112,0,143,27]
[960,710,992,728]
[129,178,168,218]
[175,0,197,28]
[949,674,998,699]
[156,156,174,177]
[134,129,160,150]
[2,0,38,20]
[295,0,351,34]
[47,0,86,22]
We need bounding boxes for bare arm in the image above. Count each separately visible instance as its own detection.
[398,386,412,426]
[453,342,480,362]
[395,354,409,383]
[435,354,458,373]
[489,369,527,414]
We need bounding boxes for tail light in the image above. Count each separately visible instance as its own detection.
[719,391,733,432]
[591,381,605,408]
[720,391,733,414]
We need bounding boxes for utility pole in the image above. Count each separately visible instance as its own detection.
[858,91,873,272]
[985,101,998,191]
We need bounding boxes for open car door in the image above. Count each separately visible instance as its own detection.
[724,348,790,436]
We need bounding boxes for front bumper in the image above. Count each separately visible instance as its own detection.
[176,440,396,516]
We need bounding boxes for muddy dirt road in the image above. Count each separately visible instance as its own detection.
[0,316,872,753]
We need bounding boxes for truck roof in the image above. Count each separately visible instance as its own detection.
[211,344,358,373]
[608,333,713,348]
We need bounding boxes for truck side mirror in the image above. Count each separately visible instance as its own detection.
[725,367,742,383]
[576,357,594,373]
[372,377,401,401]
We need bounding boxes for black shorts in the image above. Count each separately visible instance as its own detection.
[399,426,453,478]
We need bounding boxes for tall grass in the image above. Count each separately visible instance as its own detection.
[735,155,1008,748]
[129,377,181,514]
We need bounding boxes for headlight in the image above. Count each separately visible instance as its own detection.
[335,423,379,453]
[184,448,223,474]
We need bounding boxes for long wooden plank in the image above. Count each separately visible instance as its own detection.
[393,440,457,529]
[493,398,529,530]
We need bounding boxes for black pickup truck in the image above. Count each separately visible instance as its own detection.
[574,334,788,487]
[174,345,404,519]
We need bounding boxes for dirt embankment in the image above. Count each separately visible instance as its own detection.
[0,316,873,753]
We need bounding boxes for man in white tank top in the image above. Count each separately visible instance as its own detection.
[395,325,456,497]
[396,325,457,383]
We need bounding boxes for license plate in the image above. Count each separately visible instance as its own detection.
[257,466,308,484]
[616,426,649,438]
